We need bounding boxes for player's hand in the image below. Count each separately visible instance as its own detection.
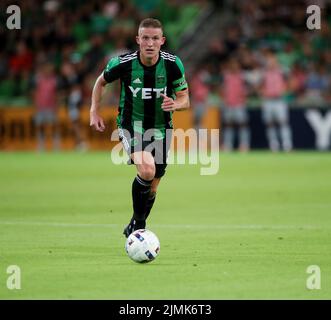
[160,93,177,112]
[90,110,105,132]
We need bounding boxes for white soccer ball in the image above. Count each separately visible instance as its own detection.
[125,229,160,263]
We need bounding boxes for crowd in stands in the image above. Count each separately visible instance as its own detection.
[188,0,331,151]
[1,0,329,108]
[0,0,205,106]
[191,0,331,109]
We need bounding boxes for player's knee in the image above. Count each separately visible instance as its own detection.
[139,163,155,180]
[155,164,167,179]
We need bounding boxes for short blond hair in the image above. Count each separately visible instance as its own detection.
[138,18,163,31]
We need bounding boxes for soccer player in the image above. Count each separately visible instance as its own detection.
[33,63,59,151]
[221,58,250,152]
[90,18,190,237]
[260,53,292,152]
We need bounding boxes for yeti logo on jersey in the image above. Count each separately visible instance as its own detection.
[129,86,167,99]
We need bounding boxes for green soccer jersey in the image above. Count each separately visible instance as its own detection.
[103,51,188,138]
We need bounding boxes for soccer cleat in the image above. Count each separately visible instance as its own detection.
[123,218,146,238]
[123,223,133,238]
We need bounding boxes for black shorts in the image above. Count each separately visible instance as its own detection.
[118,127,172,178]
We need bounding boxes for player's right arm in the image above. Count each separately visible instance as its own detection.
[90,56,122,132]
[90,73,108,132]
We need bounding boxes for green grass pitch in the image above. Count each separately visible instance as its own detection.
[0,151,330,299]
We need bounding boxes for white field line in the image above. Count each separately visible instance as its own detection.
[0,221,325,230]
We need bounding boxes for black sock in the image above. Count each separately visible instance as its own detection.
[132,175,152,222]
[145,192,156,220]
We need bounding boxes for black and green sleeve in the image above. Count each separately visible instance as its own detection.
[103,56,122,83]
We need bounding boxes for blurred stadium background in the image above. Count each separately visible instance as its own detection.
[0,0,330,151]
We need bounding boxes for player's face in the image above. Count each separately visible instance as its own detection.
[136,27,165,62]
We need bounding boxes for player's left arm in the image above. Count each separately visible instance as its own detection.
[161,88,190,112]
[161,56,190,112]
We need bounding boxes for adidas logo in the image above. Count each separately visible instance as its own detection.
[133,78,142,84]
